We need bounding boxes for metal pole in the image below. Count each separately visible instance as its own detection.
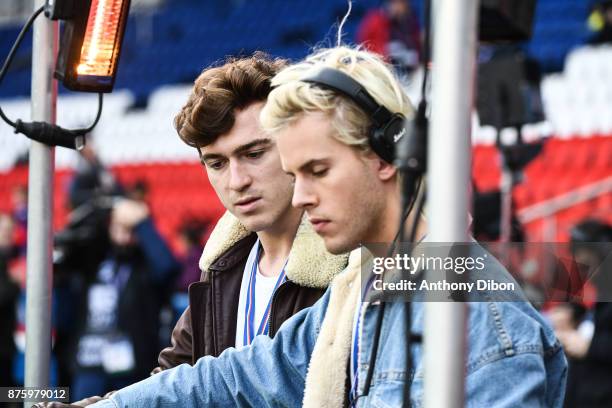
[424,0,479,407]
[24,1,58,406]
[499,160,513,266]
[500,160,513,244]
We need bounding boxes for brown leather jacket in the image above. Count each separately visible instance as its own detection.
[156,212,348,369]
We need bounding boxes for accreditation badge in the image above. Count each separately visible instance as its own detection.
[101,335,135,375]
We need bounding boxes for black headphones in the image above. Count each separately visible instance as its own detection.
[301,67,407,163]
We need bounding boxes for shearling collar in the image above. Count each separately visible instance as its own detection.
[199,211,348,289]
[303,248,370,407]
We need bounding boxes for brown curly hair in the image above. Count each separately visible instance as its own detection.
[174,53,287,148]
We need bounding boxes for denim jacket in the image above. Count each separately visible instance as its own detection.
[354,300,567,407]
[91,250,567,408]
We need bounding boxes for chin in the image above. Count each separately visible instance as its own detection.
[323,235,358,255]
[236,213,274,232]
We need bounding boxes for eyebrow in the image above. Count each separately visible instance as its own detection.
[199,138,273,162]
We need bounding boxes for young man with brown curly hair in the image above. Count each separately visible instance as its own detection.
[158,53,346,367]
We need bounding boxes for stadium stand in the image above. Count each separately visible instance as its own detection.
[0,1,610,246]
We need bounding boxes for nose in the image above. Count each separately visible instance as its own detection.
[228,160,252,192]
[292,176,318,209]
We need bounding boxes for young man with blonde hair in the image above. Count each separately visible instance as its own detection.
[85,46,566,407]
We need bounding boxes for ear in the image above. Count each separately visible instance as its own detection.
[377,158,397,181]
[364,150,397,181]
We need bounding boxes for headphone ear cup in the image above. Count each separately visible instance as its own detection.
[369,127,395,164]
[368,114,406,164]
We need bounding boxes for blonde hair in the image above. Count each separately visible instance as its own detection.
[260,46,414,152]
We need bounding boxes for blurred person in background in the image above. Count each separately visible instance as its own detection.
[0,213,19,387]
[125,180,149,204]
[175,219,208,293]
[11,185,27,228]
[168,219,209,328]
[357,0,421,74]
[552,220,612,408]
[10,185,27,254]
[69,145,123,210]
[61,198,180,400]
[37,53,347,407]
[588,1,612,44]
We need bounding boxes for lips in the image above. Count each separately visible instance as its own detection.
[308,217,331,234]
[234,197,262,212]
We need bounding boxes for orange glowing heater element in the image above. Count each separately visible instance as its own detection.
[76,0,126,77]
[54,0,130,92]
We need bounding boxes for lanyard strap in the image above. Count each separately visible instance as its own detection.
[349,311,362,406]
[243,244,288,346]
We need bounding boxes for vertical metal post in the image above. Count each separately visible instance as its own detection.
[24,1,58,405]
[500,161,513,244]
[499,159,513,266]
[424,0,479,407]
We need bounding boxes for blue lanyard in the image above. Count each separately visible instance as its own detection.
[349,313,362,405]
[349,273,378,406]
[243,244,288,346]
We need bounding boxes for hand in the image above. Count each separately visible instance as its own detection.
[557,329,591,359]
[547,305,575,332]
[112,199,150,228]
[150,366,163,375]
[33,395,104,407]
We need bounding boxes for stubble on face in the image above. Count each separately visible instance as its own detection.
[324,159,387,254]
[276,112,388,254]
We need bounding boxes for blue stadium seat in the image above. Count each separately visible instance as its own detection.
[0,0,594,98]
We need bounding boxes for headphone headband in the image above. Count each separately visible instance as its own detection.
[300,67,406,163]
[301,68,393,127]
